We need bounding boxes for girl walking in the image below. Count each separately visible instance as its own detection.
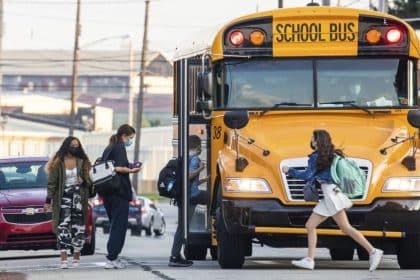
[44,136,93,269]
[282,129,383,271]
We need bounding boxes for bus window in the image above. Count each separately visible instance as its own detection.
[216,60,314,109]
[317,58,410,108]
[187,134,209,233]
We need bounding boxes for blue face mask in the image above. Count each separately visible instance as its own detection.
[125,138,133,147]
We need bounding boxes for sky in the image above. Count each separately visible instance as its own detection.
[4,0,371,58]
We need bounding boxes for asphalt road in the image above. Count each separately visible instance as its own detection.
[0,200,419,280]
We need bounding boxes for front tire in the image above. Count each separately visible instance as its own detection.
[397,234,420,269]
[144,219,153,236]
[216,209,245,268]
[154,218,166,236]
[102,225,110,234]
[329,248,354,260]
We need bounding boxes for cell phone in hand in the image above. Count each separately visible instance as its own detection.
[129,162,142,169]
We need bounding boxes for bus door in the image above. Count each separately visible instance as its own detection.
[176,56,212,260]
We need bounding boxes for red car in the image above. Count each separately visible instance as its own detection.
[0,156,95,255]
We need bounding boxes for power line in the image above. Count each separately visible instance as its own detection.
[7,0,151,5]
[5,11,206,28]
[0,58,171,62]
[0,84,133,88]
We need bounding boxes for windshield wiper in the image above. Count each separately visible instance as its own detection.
[261,102,312,115]
[319,101,373,115]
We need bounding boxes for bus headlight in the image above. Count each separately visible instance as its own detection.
[224,178,272,193]
[382,177,420,192]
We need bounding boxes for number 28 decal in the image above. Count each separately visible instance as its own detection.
[213,126,222,140]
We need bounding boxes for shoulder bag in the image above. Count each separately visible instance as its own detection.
[91,145,121,196]
[303,179,320,202]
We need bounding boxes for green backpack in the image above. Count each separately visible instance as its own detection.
[330,155,367,198]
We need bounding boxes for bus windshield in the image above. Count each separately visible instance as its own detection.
[216,58,412,110]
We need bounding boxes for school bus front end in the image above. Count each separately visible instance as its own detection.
[201,7,420,269]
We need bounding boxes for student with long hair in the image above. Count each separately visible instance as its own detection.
[282,130,383,271]
[44,136,93,269]
[101,124,141,269]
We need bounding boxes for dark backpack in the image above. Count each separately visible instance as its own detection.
[157,157,181,199]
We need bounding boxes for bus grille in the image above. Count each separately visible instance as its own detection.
[283,161,370,202]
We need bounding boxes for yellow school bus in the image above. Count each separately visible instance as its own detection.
[173,5,420,269]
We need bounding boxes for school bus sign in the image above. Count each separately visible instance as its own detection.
[273,19,358,56]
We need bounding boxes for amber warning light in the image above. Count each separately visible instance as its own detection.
[366,29,381,44]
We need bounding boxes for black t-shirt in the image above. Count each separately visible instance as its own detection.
[102,142,132,201]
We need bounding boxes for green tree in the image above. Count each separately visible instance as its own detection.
[388,0,420,18]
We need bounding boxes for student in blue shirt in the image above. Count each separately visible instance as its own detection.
[169,135,209,267]
[282,130,383,271]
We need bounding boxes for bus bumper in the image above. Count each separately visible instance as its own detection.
[221,198,420,237]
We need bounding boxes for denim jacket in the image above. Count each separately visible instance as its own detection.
[287,151,334,184]
[189,155,201,198]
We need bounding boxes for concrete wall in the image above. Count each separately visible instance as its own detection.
[0,123,173,194]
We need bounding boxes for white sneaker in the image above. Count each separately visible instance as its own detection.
[104,258,126,269]
[60,260,68,269]
[291,257,315,270]
[72,260,79,268]
[369,248,383,271]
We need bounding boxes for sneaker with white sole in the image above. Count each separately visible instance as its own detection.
[60,260,68,269]
[291,257,315,270]
[72,260,79,268]
[104,258,126,269]
[369,248,383,271]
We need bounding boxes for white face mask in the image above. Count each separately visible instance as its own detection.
[124,138,133,147]
[189,148,200,156]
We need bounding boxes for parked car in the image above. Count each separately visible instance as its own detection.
[92,194,143,236]
[0,156,95,255]
[138,196,165,236]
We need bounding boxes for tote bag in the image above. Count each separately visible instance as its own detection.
[91,146,121,196]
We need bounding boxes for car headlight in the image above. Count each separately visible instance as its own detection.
[382,177,420,192]
[224,178,272,193]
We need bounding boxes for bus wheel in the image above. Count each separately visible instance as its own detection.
[184,245,207,260]
[329,248,354,260]
[216,209,245,268]
[397,234,420,269]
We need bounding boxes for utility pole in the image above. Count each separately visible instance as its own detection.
[378,0,388,13]
[128,39,134,126]
[278,0,283,8]
[133,0,150,193]
[69,0,81,136]
[0,0,3,118]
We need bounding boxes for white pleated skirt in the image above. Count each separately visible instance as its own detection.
[313,183,353,217]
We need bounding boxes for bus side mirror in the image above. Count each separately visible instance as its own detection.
[223,110,249,129]
[408,109,420,128]
[223,110,249,172]
[197,71,213,98]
